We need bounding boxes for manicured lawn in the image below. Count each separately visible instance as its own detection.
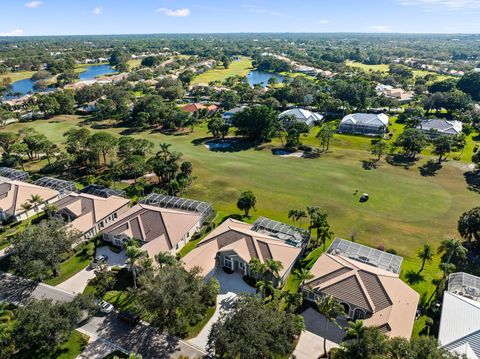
[186,305,216,338]
[192,56,253,84]
[127,59,142,69]
[0,70,36,83]
[345,61,389,73]
[53,330,90,359]
[5,115,479,325]
[44,241,96,286]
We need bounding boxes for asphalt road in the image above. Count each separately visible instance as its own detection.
[0,271,75,304]
[0,271,206,358]
[78,313,206,359]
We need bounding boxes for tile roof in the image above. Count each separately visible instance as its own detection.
[102,203,201,258]
[0,180,59,217]
[54,193,130,234]
[305,253,418,339]
[419,119,463,135]
[181,103,218,113]
[183,218,302,278]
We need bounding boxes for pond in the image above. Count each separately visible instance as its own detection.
[6,64,115,98]
[246,70,284,87]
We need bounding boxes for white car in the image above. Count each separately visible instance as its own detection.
[98,300,114,314]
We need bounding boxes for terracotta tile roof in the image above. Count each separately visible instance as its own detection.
[102,203,201,258]
[0,180,59,217]
[305,253,419,339]
[183,218,302,278]
[181,103,218,113]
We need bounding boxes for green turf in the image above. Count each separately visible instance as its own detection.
[44,241,96,286]
[192,56,253,84]
[53,330,90,359]
[186,305,216,338]
[0,70,36,83]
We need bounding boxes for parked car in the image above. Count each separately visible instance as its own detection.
[118,311,140,326]
[90,255,108,269]
[98,300,114,314]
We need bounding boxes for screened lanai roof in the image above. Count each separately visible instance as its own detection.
[139,193,213,219]
[0,167,29,181]
[33,177,76,193]
[327,238,403,274]
[81,184,125,198]
[252,216,308,247]
[448,272,480,301]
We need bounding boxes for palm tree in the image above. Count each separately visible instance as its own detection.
[126,245,144,289]
[316,295,345,358]
[28,194,44,213]
[44,204,58,219]
[249,258,267,279]
[20,202,33,221]
[417,244,434,272]
[343,320,366,344]
[437,238,467,264]
[288,209,307,226]
[256,279,274,300]
[265,258,283,283]
[155,252,177,268]
[296,268,314,286]
[280,291,303,312]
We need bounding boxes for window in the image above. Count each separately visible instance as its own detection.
[224,257,232,269]
[239,262,245,270]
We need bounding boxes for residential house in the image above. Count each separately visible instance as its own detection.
[338,113,390,136]
[418,119,463,138]
[183,217,308,285]
[0,179,61,222]
[102,203,204,260]
[279,108,324,127]
[53,192,130,239]
[302,238,419,339]
[375,84,414,102]
[180,103,219,114]
[222,106,247,124]
[438,272,480,359]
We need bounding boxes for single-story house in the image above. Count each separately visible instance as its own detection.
[180,103,219,114]
[0,179,61,222]
[338,113,390,136]
[183,217,307,285]
[375,84,413,102]
[53,193,130,239]
[279,108,324,127]
[102,203,203,260]
[418,119,463,137]
[222,106,247,124]
[438,272,480,359]
[77,100,98,114]
[302,238,419,340]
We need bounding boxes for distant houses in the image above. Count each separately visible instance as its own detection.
[338,113,390,136]
[222,106,247,124]
[302,238,419,340]
[279,108,324,127]
[180,102,219,114]
[375,84,414,102]
[439,272,480,359]
[418,119,463,137]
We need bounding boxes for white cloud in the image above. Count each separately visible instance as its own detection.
[399,0,480,9]
[242,4,291,18]
[318,20,330,24]
[0,29,24,36]
[155,7,190,17]
[369,25,394,32]
[25,1,42,8]
[93,6,103,15]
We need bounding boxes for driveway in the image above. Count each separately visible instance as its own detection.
[293,330,340,359]
[188,268,256,351]
[301,307,347,344]
[57,246,127,294]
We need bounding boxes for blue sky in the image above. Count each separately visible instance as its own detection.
[1,0,480,36]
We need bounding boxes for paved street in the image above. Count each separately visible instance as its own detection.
[0,271,205,358]
[0,271,75,303]
[78,313,205,359]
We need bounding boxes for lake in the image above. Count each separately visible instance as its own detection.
[246,71,284,87]
[6,64,115,98]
